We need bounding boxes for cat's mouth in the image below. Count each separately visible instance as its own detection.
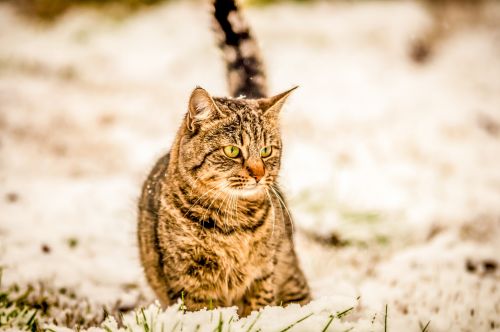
[224,180,268,197]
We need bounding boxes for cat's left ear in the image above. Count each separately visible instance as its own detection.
[259,86,298,119]
[187,87,223,131]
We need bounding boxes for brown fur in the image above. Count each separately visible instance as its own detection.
[137,0,310,316]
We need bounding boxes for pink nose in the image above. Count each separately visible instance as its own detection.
[246,161,265,182]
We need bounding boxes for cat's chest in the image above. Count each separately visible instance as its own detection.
[202,229,269,267]
[200,230,270,267]
[190,205,273,265]
[200,232,272,298]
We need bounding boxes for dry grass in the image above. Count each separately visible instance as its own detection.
[1,0,166,20]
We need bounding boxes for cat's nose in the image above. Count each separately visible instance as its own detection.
[246,161,265,183]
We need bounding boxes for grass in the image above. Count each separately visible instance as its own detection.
[0,286,381,331]
[0,267,120,329]
[0,269,41,331]
[1,265,384,331]
[319,306,355,332]
[384,304,388,332]
[140,308,150,332]
[244,312,261,332]
[278,312,313,332]
[336,307,354,319]
[3,0,168,20]
[3,0,325,21]
[67,237,79,249]
[339,210,381,224]
[213,312,223,332]
[419,320,431,332]
[321,315,335,332]
[121,300,363,332]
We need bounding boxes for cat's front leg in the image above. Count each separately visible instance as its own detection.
[164,281,225,312]
[163,257,226,311]
[277,265,312,306]
[181,292,225,312]
[238,272,277,317]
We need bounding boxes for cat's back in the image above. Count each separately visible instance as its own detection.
[139,152,169,214]
[137,152,171,305]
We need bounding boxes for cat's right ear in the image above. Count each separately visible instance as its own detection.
[187,87,221,131]
[259,86,298,120]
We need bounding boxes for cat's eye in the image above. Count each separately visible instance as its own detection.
[223,145,240,158]
[260,146,272,158]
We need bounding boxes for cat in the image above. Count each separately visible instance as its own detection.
[137,0,311,316]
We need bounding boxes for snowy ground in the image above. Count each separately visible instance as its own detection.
[1,0,500,331]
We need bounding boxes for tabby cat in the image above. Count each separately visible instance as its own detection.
[137,0,311,316]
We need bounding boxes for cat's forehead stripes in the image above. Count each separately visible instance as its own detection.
[214,98,261,115]
[211,97,273,148]
[239,109,264,147]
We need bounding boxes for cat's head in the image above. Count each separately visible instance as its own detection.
[177,86,296,198]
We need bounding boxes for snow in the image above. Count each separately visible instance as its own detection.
[85,297,380,332]
[0,0,499,331]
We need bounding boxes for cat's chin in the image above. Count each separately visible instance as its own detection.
[225,185,266,198]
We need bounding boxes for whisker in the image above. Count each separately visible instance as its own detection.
[201,184,229,227]
[183,182,225,219]
[265,188,276,237]
[227,194,234,227]
[224,194,231,232]
[231,193,239,228]
[222,192,233,233]
[270,185,294,235]
[217,191,232,233]
[215,191,228,220]
[269,188,286,236]
[187,172,211,195]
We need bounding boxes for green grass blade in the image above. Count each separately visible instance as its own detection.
[212,312,223,332]
[245,312,261,332]
[279,313,313,332]
[141,308,150,332]
[321,314,334,332]
[384,304,388,332]
[170,320,180,332]
[26,309,37,327]
[420,320,431,332]
[336,307,354,319]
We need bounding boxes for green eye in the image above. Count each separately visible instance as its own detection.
[260,146,272,158]
[223,145,240,158]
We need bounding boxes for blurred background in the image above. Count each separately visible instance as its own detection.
[0,0,499,331]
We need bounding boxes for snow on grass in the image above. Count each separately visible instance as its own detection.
[84,296,383,332]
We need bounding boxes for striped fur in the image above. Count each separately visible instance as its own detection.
[137,1,310,317]
[213,0,267,98]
